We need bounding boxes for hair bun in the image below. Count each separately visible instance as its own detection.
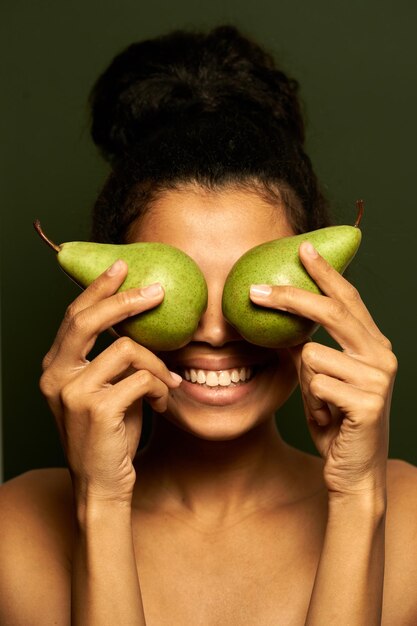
[90,26,305,164]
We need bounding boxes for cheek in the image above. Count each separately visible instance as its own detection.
[257,353,299,410]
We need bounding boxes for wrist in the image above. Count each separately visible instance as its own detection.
[74,492,132,530]
[328,489,387,521]
[71,473,133,521]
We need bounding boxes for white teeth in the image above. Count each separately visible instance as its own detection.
[206,371,219,387]
[183,367,253,387]
[218,371,231,386]
[230,370,240,383]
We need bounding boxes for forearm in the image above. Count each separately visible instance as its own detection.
[305,494,386,626]
[71,499,146,626]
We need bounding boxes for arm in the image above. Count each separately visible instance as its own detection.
[306,496,386,625]
[72,500,145,626]
[37,260,181,625]
[251,241,396,625]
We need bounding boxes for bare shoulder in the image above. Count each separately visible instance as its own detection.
[0,468,73,625]
[384,459,417,623]
[385,458,417,560]
[387,458,417,509]
[0,467,74,541]
[386,458,417,540]
[0,465,73,499]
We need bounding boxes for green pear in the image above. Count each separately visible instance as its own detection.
[34,221,208,351]
[222,203,363,348]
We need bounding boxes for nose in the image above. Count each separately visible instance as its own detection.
[192,281,241,347]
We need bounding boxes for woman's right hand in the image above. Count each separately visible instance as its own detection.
[39,259,182,507]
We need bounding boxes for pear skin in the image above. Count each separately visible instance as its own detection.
[34,222,208,351]
[222,218,362,348]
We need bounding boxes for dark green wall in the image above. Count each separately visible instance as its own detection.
[2,0,416,480]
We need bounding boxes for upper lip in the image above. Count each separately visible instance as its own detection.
[162,344,277,372]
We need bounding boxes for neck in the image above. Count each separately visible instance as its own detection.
[134,414,306,524]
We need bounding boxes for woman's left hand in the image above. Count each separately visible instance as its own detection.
[250,241,398,501]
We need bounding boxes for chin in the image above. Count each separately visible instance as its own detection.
[161,405,271,442]
[161,380,296,443]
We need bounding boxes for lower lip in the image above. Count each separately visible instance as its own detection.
[175,371,260,406]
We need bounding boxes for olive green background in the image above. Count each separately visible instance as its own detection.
[1,0,416,481]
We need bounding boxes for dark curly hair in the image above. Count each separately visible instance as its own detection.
[89,25,331,243]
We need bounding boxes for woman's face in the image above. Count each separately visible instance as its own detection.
[128,184,299,441]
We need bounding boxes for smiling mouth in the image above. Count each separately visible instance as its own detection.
[181,366,255,388]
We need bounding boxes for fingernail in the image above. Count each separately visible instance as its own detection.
[303,242,319,258]
[107,259,125,276]
[169,371,183,384]
[250,284,272,297]
[139,283,163,298]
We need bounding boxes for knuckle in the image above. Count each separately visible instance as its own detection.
[384,351,398,377]
[381,335,393,351]
[68,310,89,335]
[284,285,297,301]
[345,283,361,304]
[301,342,320,365]
[39,372,55,398]
[371,369,391,394]
[309,373,326,396]
[327,300,347,324]
[115,289,140,309]
[60,383,80,410]
[280,285,298,307]
[364,393,385,416]
[114,336,136,357]
[135,369,154,387]
[383,338,393,351]
[41,351,53,372]
[64,303,78,324]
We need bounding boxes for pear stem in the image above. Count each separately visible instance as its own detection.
[354,200,364,228]
[33,220,61,253]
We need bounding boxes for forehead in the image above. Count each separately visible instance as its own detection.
[128,186,294,268]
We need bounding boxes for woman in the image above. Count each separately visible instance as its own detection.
[0,25,416,625]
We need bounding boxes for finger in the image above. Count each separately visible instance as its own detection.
[44,259,129,368]
[300,342,393,396]
[309,374,385,425]
[285,341,332,426]
[250,284,382,359]
[304,387,333,427]
[298,342,388,427]
[298,241,390,348]
[52,283,165,368]
[74,337,182,390]
[109,369,171,414]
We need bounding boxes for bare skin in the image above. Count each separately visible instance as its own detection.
[1,185,416,625]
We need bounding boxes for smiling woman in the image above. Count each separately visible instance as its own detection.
[131,189,299,441]
[1,24,417,626]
